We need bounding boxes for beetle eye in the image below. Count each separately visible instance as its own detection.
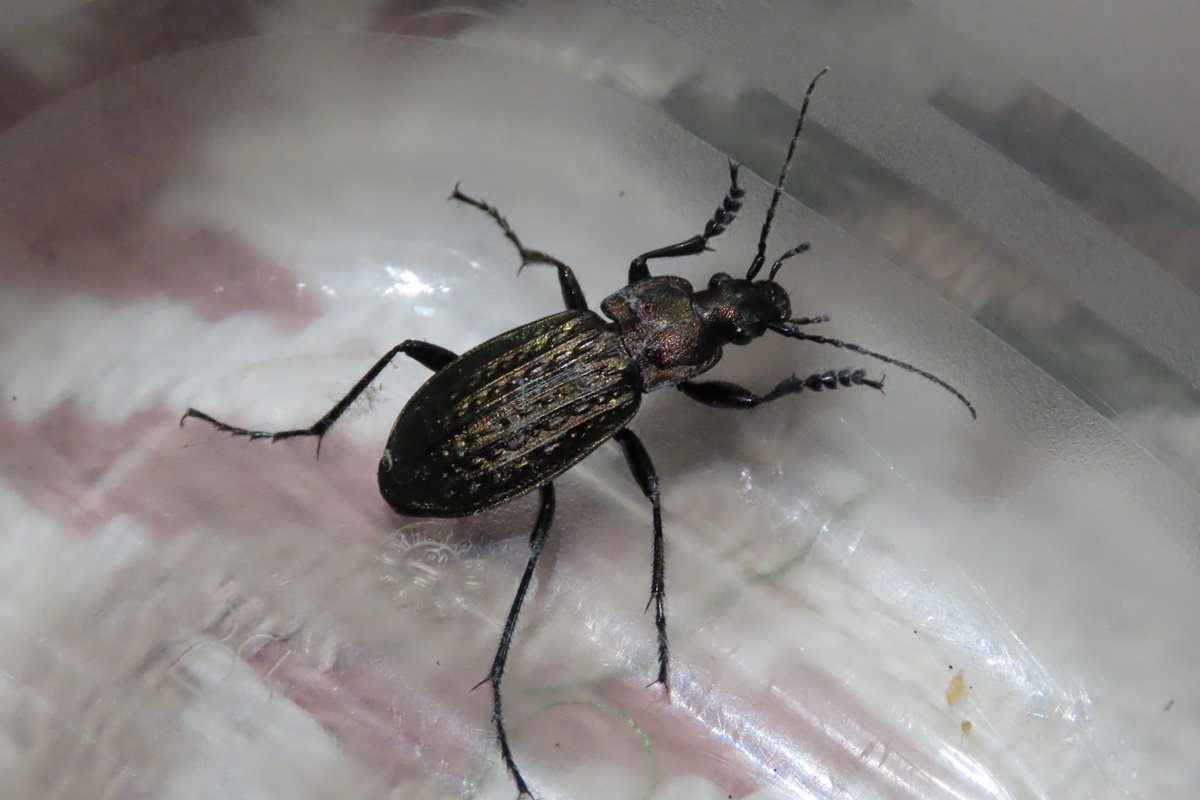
[708,272,733,288]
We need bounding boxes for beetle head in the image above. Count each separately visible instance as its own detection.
[707,68,823,348]
[694,272,792,345]
[685,67,976,418]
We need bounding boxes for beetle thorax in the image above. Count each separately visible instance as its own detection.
[600,276,723,392]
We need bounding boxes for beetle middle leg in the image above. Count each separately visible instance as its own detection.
[627,160,745,284]
[450,185,588,312]
[676,369,885,409]
[613,428,670,695]
[180,340,458,457]
[475,482,556,799]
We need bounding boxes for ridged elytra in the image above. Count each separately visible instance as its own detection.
[181,69,974,799]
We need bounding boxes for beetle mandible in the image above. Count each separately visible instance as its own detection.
[181,69,975,799]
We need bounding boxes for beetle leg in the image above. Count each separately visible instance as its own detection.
[180,340,458,458]
[450,185,588,312]
[613,429,670,697]
[676,369,885,409]
[768,324,977,418]
[628,160,745,283]
[474,483,555,799]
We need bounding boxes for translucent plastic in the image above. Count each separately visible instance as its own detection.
[1,3,1197,800]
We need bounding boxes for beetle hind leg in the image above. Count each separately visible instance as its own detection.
[474,482,556,799]
[450,184,588,312]
[180,340,458,458]
[613,429,670,696]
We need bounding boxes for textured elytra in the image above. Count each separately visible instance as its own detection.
[379,310,640,516]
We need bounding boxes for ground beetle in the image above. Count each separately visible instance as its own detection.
[182,70,975,798]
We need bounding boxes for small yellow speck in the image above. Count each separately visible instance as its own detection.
[947,670,966,706]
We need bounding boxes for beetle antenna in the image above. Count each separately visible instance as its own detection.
[747,67,828,281]
[768,321,976,418]
[768,241,810,281]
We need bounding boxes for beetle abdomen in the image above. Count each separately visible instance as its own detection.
[379,310,640,516]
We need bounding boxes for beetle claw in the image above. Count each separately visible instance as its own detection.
[645,677,672,702]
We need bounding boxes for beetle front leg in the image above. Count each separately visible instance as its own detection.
[628,160,745,283]
[474,482,556,800]
[450,185,588,312]
[613,428,670,696]
[180,340,458,457]
[677,369,885,409]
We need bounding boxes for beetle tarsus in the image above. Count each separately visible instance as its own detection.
[628,159,746,283]
[180,407,282,439]
[768,323,975,417]
[483,483,555,800]
[452,184,588,311]
[613,428,670,693]
[646,674,672,702]
[180,340,460,457]
[676,368,888,409]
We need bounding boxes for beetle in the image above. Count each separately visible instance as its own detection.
[181,69,974,798]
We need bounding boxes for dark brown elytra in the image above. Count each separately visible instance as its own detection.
[180,69,975,799]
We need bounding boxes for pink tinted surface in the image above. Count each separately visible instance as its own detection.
[5,8,1192,800]
[0,60,319,327]
[0,33,866,800]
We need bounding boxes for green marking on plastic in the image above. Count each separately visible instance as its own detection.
[700,492,870,620]
[750,492,869,584]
